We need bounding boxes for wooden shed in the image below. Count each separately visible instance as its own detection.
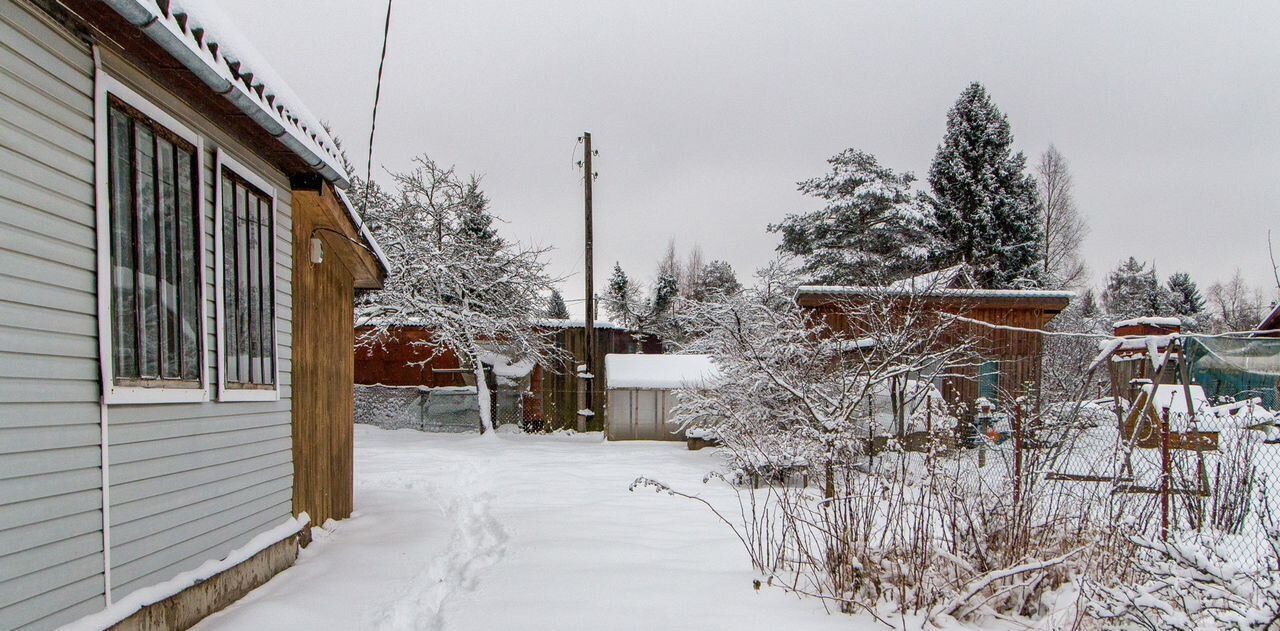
[604,354,719,441]
[794,273,1071,412]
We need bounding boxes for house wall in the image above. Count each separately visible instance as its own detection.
[96,49,296,604]
[0,3,297,626]
[291,187,354,525]
[0,2,106,628]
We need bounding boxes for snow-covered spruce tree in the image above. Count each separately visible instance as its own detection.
[699,260,741,300]
[545,289,570,320]
[602,263,638,328]
[1165,272,1206,330]
[923,82,1043,289]
[604,260,680,347]
[356,156,565,434]
[1102,257,1171,320]
[770,148,925,286]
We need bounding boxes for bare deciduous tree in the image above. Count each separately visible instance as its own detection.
[1037,146,1089,289]
[1208,269,1266,332]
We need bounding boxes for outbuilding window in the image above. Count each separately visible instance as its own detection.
[105,96,202,387]
[214,150,279,400]
[977,360,1000,402]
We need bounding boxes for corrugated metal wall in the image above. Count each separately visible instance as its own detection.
[0,2,107,629]
[97,52,295,602]
[0,3,297,627]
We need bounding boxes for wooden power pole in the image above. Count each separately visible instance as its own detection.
[580,132,595,430]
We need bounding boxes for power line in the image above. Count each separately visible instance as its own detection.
[361,0,394,218]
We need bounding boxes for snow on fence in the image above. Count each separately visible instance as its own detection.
[355,384,481,433]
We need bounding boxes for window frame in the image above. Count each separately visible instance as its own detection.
[94,71,209,405]
[214,149,281,402]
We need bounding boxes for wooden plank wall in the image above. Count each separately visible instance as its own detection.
[809,300,1053,411]
[538,328,655,431]
[290,193,354,525]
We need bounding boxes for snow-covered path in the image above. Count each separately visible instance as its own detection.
[194,425,871,631]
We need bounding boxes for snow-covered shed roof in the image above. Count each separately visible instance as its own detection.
[534,318,629,331]
[795,285,1075,303]
[605,354,720,390]
[1113,316,1181,329]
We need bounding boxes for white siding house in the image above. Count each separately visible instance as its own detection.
[0,1,386,629]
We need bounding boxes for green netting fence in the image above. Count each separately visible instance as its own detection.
[1185,336,1280,409]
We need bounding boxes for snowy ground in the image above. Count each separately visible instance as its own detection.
[194,426,874,631]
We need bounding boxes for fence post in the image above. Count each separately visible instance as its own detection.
[1160,404,1171,542]
[1013,399,1023,516]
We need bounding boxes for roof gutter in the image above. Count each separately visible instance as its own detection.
[98,0,349,188]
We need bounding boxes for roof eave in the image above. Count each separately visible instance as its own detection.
[99,0,351,189]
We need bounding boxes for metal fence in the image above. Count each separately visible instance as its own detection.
[977,402,1279,563]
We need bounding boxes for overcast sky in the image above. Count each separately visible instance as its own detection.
[224,0,1280,315]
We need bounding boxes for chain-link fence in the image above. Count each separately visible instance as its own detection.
[975,397,1280,564]
[355,384,599,434]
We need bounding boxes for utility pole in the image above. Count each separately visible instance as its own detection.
[580,132,595,431]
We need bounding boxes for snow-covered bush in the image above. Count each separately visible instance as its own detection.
[1084,494,1280,630]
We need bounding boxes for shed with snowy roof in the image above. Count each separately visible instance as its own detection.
[604,354,719,441]
[0,1,387,628]
[794,266,1072,413]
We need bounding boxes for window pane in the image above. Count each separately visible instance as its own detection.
[108,107,138,380]
[258,197,274,384]
[978,361,1000,402]
[156,138,179,379]
[246,187,261,384]
[178,151,200,381]
[221,174,238,384]
[134,125,159,378]
[236,185,250,381]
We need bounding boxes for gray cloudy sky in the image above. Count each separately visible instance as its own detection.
[225,0,1280,315]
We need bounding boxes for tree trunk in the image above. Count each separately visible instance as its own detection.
[472,358,495,435]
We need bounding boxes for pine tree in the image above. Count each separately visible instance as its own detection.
[545,289,570,319]
[924,82,1043,289]
[770,149,924,285]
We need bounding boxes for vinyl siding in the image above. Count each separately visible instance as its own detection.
[97,52,296,602]
[0,3,105,631]
[0,2,299,628]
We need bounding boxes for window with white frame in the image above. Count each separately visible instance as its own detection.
[105,95,203,388]
[215,153,277,396]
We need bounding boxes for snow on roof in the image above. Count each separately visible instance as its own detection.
[478,350,535,379]
[99,0,392,276]
[102,0,349,186]
[334,189,392,276]
[534,318,629,331]
[796,285,1075,301]
[1113,316,1181,328]
[886,264,966,291]
[605,354,720,390]
[1259,302,1280,334]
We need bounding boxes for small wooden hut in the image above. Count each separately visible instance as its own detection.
[794,271,1071,412]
